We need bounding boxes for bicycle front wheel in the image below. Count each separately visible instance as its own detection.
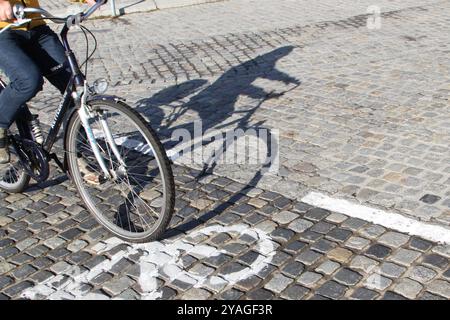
[65,100,175,243]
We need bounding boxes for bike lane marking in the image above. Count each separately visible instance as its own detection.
[19,224,277,300]
[302,191,450,245]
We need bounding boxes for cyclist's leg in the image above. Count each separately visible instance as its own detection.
[27,25,71,94]
[0,31,45,130]
[10,26,72,127]
[0,31,44,164]
[28,25,87,142]
[26,25,80,137]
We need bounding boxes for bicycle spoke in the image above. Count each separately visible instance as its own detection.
[122,177,154,231]
[117,175,160,218]
[112,176,157,231]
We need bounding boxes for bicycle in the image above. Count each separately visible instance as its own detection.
[0,0,175,243]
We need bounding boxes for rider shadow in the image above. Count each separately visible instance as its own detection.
[135,45,300,137]
[137,45,300,175]
[133,45,302,239]
[95,44,301,237]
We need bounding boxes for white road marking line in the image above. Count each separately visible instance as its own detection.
[301,191,450,245]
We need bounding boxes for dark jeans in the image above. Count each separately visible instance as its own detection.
[0,25,71,129]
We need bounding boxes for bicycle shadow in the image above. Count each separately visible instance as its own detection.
[26,174,68,192]
[135,45,300,136]
[133,45,301,239]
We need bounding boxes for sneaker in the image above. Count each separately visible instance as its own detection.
[0,128,10,165]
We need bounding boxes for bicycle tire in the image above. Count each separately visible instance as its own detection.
[0,162,30,193]
[65,99,175,242]
[0,136,31,193]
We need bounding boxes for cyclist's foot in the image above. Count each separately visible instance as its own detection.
[0,128,10,165]
[77,157,104,185]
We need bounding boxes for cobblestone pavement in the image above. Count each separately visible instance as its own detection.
[1,0,450,299]
[32,0,450,224]
[1,160,450,300]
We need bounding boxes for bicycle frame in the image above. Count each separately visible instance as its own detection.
[44,77,75,152]
[37,23,82,162]
[41,23,118,178]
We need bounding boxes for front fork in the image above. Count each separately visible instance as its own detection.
[77,83,126,179]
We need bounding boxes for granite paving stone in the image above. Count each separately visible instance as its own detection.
[393,278,423,299]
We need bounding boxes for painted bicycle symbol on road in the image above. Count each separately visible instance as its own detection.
[21,224,277,300]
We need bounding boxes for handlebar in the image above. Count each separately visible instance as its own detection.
[13,6,55,20]
[12,0,107,24]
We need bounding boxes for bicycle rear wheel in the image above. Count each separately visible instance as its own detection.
[0,124,31,193]
[65,100,175,243]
